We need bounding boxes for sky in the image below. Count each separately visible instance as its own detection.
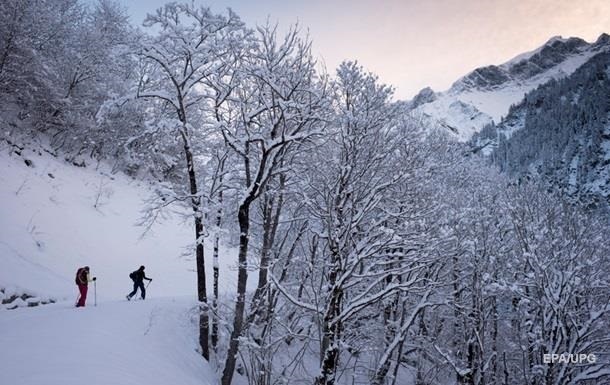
[120,0,610,100]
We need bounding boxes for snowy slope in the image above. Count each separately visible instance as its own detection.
[0,142,239,305]
[0,141,247,384]
[478,51,610,206]
[410,33,610,140]
[0,297,216,385]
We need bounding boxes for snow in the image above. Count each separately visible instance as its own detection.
[0,298,216,385]
[568,153,580,188]
[500,35,570,67]
[412,36,608,141]
[0,144,245,384]
[0,146,240,302]
[602,123,610,161]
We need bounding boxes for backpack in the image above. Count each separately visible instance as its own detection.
[75,268,85,285]
[129,271,136,281]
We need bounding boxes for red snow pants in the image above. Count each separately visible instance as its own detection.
[76,284,88,307]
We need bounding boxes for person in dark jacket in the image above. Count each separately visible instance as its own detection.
[126,265,152,300]
[75,266,96,307]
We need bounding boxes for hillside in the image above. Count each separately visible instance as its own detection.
[0,139,249,384]
[2,1,609,382]
[473,51,610,207]
[408,33,610,140]
[0,298,216,385]
[0,139,239,306]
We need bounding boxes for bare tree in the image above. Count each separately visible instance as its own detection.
[266,62,443,385]
[218,24,329,385]
[505,184,610,385]
[136,3,247,361]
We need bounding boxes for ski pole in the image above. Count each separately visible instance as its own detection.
[94,280,97,307]
[146,280,152,289]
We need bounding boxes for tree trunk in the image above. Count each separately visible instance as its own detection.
[491,295,498,385]
[249,180,284,325]
[212,181,223,351]
[453,253,468,385]
[316,299,342,385]
[182,129,209,360]
[221,203,251,385]
[315,246,343,385]
[374,257,402,385]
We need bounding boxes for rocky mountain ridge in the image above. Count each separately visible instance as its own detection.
[408,33,610,141]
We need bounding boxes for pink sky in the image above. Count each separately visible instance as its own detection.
[124,0,610,99]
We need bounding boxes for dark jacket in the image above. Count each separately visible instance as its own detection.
[75,268,90,286]
[131,269,151,283]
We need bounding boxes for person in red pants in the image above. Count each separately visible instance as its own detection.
[75,266,96,307]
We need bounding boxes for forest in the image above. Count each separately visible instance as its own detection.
[473,51,610,209]
[1,1,609,384]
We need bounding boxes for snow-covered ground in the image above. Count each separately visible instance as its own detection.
[0,144,239,303]
[0,142,243,384]
[0,297,216,385]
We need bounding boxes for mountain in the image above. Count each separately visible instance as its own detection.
[472,51,610,207]
[408,33,610,140]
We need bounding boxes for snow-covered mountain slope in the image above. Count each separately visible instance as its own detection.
[475,51,610,207]
[409,33,610,140]
[0,141,238,306]
[0,297,216,385]
[0,140,251,384]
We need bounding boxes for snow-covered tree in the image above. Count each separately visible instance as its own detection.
[136,2,248,360]
[504,184,610,385]
[263,62,444,385]
[217,23,329,385]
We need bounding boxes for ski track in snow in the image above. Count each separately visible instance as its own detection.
[0,145,254,384]
[0,146,242,303]
[0,298,217,385]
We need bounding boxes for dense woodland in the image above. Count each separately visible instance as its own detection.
[472,52,610,209]
[2,1,610,385]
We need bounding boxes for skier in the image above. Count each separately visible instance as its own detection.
[75,266,96,307]
[126,265,152,300]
